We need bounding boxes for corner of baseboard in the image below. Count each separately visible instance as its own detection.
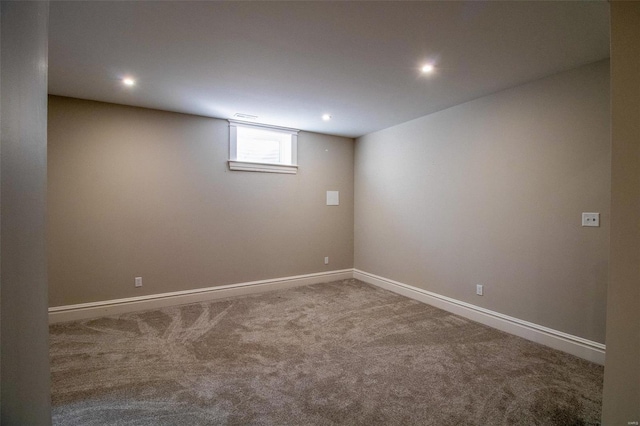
[50,267,604,365]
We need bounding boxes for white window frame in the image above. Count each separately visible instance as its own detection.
[228,120,299,174]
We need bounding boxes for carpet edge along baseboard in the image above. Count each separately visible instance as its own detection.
[353,269,605,365]
[48,269,353,324]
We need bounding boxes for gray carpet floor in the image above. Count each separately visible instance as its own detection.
[50,279,603,425]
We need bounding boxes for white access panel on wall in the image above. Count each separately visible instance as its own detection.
[326,191,339,206]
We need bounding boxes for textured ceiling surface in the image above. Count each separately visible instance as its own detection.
[49,1,610,137]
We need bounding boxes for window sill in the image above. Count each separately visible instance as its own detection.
[228,160,298,174]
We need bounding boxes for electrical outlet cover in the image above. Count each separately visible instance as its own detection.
[582,212,600,227]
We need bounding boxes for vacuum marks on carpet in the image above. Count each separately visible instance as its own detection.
[50,279,603,425]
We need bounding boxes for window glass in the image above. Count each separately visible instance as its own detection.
[237,127,291,164]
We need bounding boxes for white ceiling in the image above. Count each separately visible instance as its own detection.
[48,1,610,138]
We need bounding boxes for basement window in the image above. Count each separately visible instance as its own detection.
[228,120,299,174]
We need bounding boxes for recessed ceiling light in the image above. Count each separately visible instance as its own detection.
[122,77,136,87]
[322,114,332,121]
[421,64,435,74]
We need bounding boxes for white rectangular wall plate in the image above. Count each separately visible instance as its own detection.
[581,212,600,227]
[476,284,483,296]
[326,191,339,206]
[135,277,143,287]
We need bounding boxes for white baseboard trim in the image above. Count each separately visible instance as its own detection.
[49,269,353,324]
[353,269,606,365]
[49,268,606,365]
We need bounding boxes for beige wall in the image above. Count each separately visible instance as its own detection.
[1,2,52,424]
[602,2,640,423]
[48,96,354,307]
[355,60,610,344]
